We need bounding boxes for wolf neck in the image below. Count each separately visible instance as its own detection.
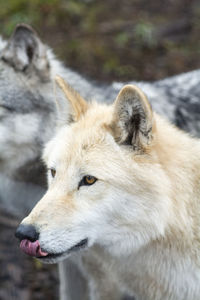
[153,113,200,247]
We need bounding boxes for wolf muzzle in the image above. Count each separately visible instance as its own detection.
[15,224,48,257]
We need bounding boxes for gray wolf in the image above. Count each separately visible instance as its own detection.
[1,24,200,299]
[16,76,200,300]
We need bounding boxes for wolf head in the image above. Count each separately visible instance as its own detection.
[16,77,174,263]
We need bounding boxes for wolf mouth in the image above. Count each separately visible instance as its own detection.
[39,238,88,260]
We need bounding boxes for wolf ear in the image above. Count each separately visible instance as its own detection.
[1,24,49,81]
[111,85,154,152]
[55,75,88,125]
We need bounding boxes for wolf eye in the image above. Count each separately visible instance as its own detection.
[50,168,56,178]
[78,175,97,188]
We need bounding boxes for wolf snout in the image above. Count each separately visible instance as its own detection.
[15,224,48,257]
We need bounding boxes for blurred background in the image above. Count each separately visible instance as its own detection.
[0,0,200,299]
[1,0,200,83]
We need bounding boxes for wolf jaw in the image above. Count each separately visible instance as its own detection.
[19,237,88,264]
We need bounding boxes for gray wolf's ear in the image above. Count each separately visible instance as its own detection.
[111,85,154,152]
[1,24,49,81]
[55,75,88,125]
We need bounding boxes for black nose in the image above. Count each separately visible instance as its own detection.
[15,224,39,242]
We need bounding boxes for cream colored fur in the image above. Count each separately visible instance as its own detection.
[21,78,200,300]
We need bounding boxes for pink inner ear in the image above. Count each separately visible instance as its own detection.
[20,239,48,257]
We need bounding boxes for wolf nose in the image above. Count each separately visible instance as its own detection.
[15,224,39,242]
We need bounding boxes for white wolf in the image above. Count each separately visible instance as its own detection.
[16,77,200,300]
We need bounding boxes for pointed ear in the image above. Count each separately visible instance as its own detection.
[110,85,154,152]
[55,75,88,124]
[1,24,49,81]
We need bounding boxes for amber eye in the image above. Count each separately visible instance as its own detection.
[78,175,97,188]
[50,168,56,178]
[85,175,96,185]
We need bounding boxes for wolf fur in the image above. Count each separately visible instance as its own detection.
[1,24,200,300]
[18,77,200,300]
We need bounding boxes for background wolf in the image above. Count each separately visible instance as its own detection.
[0,24,200,299]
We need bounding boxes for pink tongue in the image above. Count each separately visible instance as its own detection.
[20,239,48,257]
